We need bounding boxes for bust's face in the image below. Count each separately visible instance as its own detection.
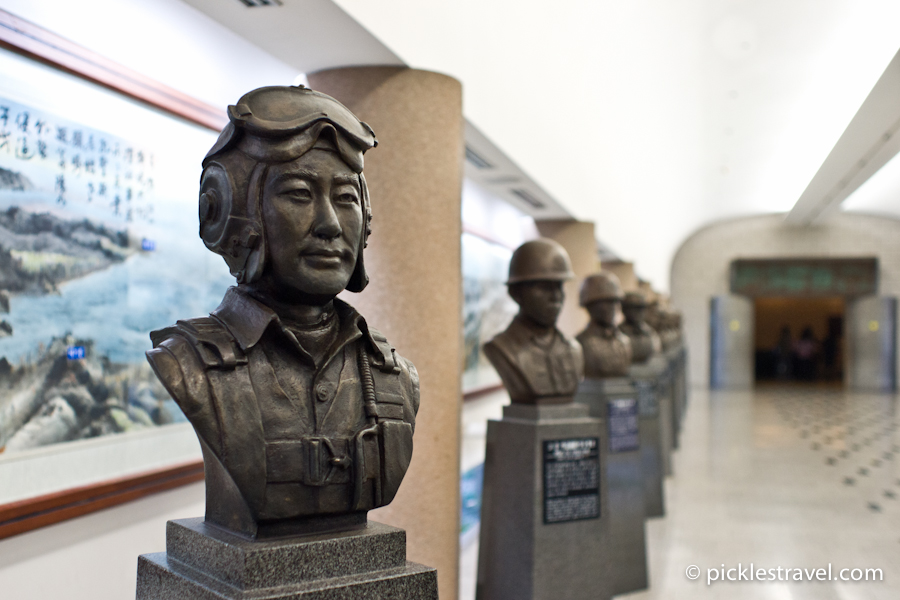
[622,303,645,325]
[510,280,564,328]
[261,148,363,300]
[587,299,618,327]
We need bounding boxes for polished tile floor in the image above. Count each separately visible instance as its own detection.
[459,386,900,599]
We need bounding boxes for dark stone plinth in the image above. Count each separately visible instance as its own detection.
[663,347,683,450]
[136,519,438,600]
[476,403,610,600]
[666,346,688,444]
[633,357,674,477]
[574,378,648,595]
[630,361,667,518]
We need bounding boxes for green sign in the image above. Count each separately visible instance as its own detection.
[731,258,877,297]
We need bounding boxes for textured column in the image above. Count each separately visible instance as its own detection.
[537,220,599,338]
[308,67,463,600]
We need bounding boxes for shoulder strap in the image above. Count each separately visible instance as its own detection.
[151,317,246,370]
[149,317,265,515]
[486,330,523,376]
[366,327,400,374]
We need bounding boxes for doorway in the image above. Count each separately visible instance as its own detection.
[753,296,844,384]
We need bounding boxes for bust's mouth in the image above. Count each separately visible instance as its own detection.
[304,248,344,258]
[301,247,349,269]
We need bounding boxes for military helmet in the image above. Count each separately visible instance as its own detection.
[507,238,575,285]
[579,272,624,306]
[198,85,377,290]
[622,291,650,307]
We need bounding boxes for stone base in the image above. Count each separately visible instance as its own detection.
[575,378,649,595]
[663,348,683,450]
[476,403,610,600]
[630,362,667,518]
[668,346,688,444]
[633,357,674,477]
[136,519,437,600]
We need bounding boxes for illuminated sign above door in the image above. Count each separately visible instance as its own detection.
[730,257,878,297]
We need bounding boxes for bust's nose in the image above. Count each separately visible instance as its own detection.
[312,197,342,240]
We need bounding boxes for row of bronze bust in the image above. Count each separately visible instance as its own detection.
[145,83,679,540]
[485,239,680,404]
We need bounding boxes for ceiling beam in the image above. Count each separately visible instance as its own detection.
[786,47,900,226]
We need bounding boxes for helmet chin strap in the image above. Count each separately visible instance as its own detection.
[344,172,371,293]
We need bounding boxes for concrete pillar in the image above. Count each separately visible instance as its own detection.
[308,67,463,600]
[536,220,599,338]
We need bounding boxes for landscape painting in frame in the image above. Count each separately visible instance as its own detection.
[0,46,230,504]
[462,232,517,392]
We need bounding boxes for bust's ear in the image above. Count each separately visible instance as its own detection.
[507,283,523,305]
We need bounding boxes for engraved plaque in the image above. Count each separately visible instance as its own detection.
[607,398,639,453]
[543,438,600,524]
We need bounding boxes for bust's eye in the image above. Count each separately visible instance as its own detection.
[335,191,359,205]
[283,187,312,201]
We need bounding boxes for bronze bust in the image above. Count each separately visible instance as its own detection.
[657,309,683,351]
[620,292,661,364]
[146,86,418,538]
[576,272,632,378]
[483,239,583,404]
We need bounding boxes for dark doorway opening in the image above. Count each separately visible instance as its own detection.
[754,297,845,384]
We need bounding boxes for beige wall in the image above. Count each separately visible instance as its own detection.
[536,220,598,339]
[670,213,900,386]
[310,66,464,600]
[0,483,205,598]
[602,261,639,292]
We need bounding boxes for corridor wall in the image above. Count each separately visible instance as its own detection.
[670,213,900,386]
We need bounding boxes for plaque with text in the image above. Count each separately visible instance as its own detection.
[543,438,600,524]
[607,398,639,452]
[634,380,658,416]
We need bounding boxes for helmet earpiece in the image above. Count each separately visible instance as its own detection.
[198,155,266,283]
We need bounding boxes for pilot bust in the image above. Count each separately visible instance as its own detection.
[619,291,661,364]
[483,239,583,404]
[146,86,419,538]
[576,272,632,378]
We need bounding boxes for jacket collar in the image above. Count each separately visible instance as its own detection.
[510,314,564,344]
[211,286,370,352]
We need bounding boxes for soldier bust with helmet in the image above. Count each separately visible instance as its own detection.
[577,272,633,378]
[619,291,662,364]
[146,86,419,538]
[483,238,583,404]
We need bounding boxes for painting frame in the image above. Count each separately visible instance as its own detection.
[0,7,227,540]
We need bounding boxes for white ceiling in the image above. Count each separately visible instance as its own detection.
[325,0,900,289]
[786,47,900,225]
[25,0,900,291]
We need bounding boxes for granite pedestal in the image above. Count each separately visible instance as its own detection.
[476,403,610,600]
[629,362,667,518]
[643,356,674,477]
[660,353,678,452]
[136,518,438,600]
[574,378,649,595]
[671,346,688,435]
